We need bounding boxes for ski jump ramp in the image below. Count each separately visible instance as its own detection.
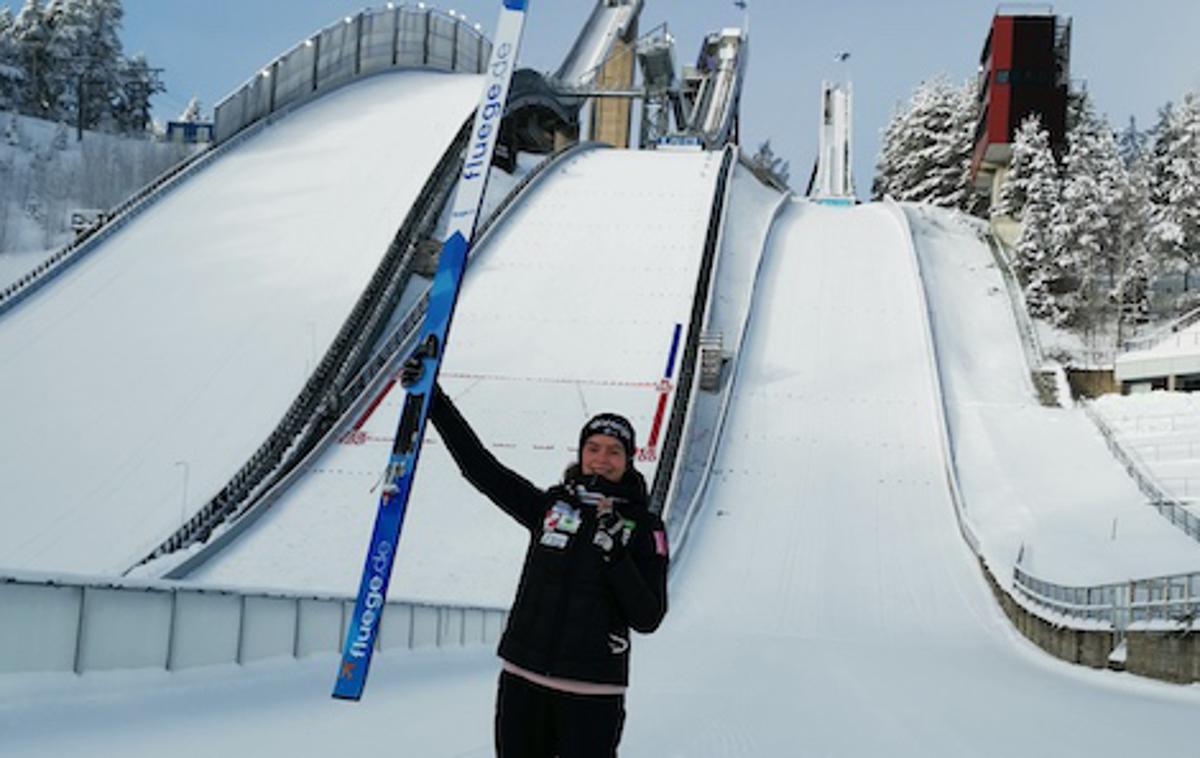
[6,199,1197,757]
[190,147,730,604]
[0,71,482,574]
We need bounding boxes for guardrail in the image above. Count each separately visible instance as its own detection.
[1013,566,1200,633]
[1122,302,1200,353]
[899,200,1200,640]
[155,142,604,579]
[649,146,737,513]
[0,145,210,317]
[1082,401,1200,544]
[983,231,1047,371]
[214,4,491,145]
[0,571,505,676]
[665,176,790,562]
[0,4,491,321]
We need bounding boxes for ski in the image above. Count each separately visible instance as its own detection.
[332,0,529,701]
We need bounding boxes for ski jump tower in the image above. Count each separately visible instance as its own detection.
[812,81,855,204]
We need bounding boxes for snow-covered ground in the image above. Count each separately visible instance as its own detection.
[1094,390,1200,502]
[0,70,483,575]
[909,205,1200,587]
[190,147,727,605]
[7,199,1200,757]
[0,111,199,282]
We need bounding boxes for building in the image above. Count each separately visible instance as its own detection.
[970,7,1070,228]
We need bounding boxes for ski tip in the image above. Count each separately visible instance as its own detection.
[331,691,363,703]
[503,0,527,10]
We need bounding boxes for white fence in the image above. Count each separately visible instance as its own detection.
[0,571,506,676]
[214,5,491,144]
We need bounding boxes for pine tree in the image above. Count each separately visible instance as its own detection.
[994,114,1049,220]
[1053,91,1125,326]
[0,7,22,110]
[13,0,58,120]
[1148,93,1200,301]
[872,75,978,210]
[1012,121,1064,323]
[1117,116,1148,169]
[114,52,161,132]
[1114,143,1154,329]
[748,139,790,189]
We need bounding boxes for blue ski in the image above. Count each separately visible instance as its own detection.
[333,0,529,701]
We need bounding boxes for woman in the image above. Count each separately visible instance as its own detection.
[414,370,669,757]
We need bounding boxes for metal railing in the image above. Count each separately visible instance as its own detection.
[665,180,790,562]
[1122,302,1200,352]
[214,4,491,145]
[0,570,505,676]
[0,5,490,321]
[898,200,1200,639]
[648,146,737,514]
[1082,401,1200,543]
[1013,565,1200,632]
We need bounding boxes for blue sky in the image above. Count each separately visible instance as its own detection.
[6,0,1200,193]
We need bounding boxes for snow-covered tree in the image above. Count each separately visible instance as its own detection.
[1011,120,1064,322]
[747,139,789,189]
[12,0,58,120]
[0,7,23,110]
[1117,116,1148,169]
[994,114,1050,220]
[1113,144,1154,327]
[1148,93,1200,295]
[113,52,162,133]
[1051,92,1126,326]
[873,75,979,211]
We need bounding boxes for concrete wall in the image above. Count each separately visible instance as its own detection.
[0,572,506,677]
[982,560,1200,683]
[1066,368,1118,399]
[1127,631,1200,684]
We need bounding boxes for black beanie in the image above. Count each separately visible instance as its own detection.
[579,413,637,463]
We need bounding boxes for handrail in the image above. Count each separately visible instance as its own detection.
[649,146,737,513]
[898,198,1200,635]
[213,4,491,145]
[1081,401,1200,544]
[0,3,491,321]
[153,141,603,579]
[0,143,213,316]
[1122,302,1200,353]
[983,231,1046,370]
[1013,565,1200,632]
[666,184,790,564]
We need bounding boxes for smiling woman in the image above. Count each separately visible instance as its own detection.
[399,349,669,757]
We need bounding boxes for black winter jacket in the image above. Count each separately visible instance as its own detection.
[429,385,669,686]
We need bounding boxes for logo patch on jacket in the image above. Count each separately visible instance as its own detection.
[539,501,581,549]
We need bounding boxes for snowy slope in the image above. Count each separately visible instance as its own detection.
[0,71,483,574]
[190,148,726,604]
[908,205,1200,586]
[627,200,1200,755]
[8,199,1199,758]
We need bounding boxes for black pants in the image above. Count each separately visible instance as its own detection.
[495,670,626,758]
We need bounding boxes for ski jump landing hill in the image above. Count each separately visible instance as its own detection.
[3,3,1200,754]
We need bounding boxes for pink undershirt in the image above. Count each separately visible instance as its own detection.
[502,660,627,696]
